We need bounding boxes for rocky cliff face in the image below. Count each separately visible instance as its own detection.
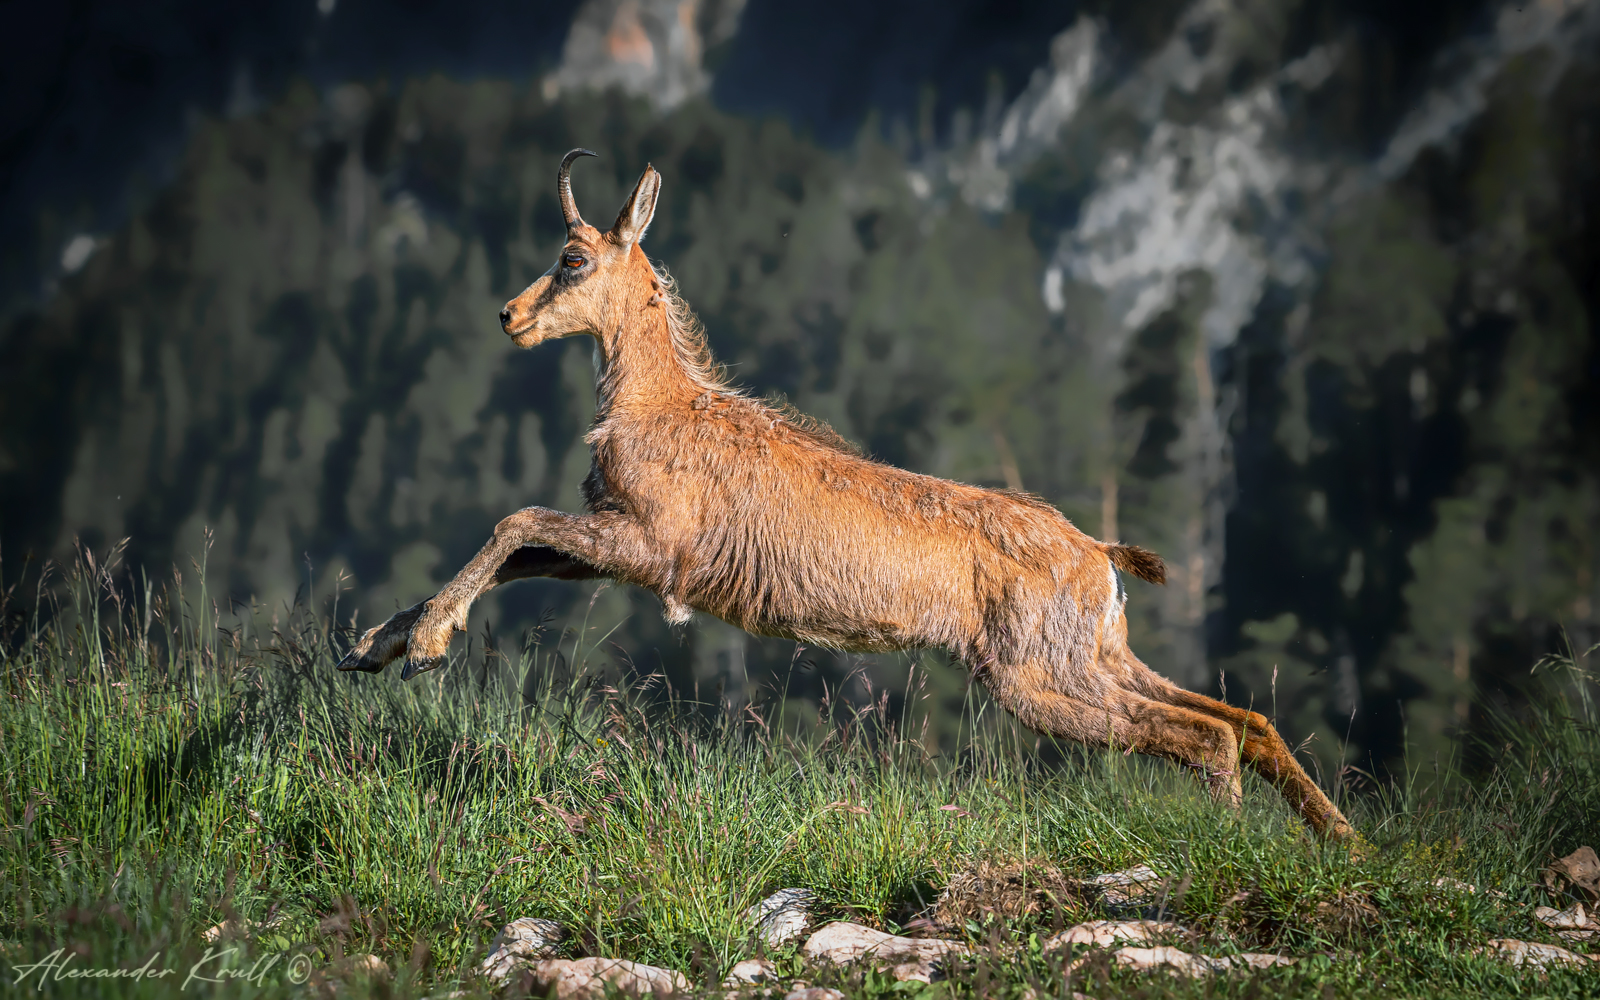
[885,0,1600,760]
[543,0,747,108]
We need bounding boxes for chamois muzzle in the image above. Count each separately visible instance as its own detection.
[559,148,599,232]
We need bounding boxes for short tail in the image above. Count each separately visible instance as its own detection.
[1109,544,1166,585]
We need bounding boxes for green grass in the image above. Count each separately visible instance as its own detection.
[2,554,1597,998]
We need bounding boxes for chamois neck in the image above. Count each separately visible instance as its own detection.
[591,306,699,418]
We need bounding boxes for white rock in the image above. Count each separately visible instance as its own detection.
[1082,865,1164,903]
[1482,938,1594,969]
[721,958,777,985]
[339,954,391,979]
[1083,864,1160,889]
[746,888,817,947]
[801,921,968,983]
[1072,946,1296,978]
[526,957,689,999]
[1110,946,1219,977]
[201,920,242,944]
[200,915,282,943]
[1043,920,1184,950]
[481,916,567,982]
[1534,902,1590,931]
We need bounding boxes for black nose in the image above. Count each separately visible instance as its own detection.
[499,308,511,326]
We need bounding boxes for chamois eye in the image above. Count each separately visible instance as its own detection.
[562,253,585,269]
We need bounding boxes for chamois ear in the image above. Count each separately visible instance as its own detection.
[609,164,661,247]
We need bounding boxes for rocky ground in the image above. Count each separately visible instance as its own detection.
[271,846,1598,997]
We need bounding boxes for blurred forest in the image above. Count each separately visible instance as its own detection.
[2,0,1597,780]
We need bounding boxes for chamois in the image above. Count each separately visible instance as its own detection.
[338,149,1355,840]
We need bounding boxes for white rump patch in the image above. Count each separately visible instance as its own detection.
[661,594,694,626]
[1103,558,1126,632]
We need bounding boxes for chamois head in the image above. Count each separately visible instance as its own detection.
[500,149,661,348]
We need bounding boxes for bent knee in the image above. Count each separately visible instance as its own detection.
[1181,716,1241,764]
[493,508,540,540]
[1205,718,1240,756]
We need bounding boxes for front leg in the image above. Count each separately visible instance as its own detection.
[337,599,428,674]
[402,507,641,679]
[336,545,605,674]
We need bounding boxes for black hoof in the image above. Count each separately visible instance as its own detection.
[336,651,387,673]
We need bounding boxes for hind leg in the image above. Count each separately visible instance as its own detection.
[980,662,1243,804]
[1138,677,1355,841]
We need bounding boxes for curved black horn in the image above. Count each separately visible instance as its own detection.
[558,148,599,230]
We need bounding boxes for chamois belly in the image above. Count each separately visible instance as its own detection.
[685,528,980,653]
[712,602,934,654]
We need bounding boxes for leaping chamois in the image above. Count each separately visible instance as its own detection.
[339,149,1355,840]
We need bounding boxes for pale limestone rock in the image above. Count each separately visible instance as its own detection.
[1071,946,1296,978]
[339,954,391,979]
[783,990,843,1000]
[527,957,689,999]
[1482,938,1594,969]
[801,921,968,983]
[746,888,817,947]
[1111,946,1218,977]
[1546,846,1600,899]
[201,920,243,944]
[721,958,777,985]
[1535,901,1590,930]
[200,915,282,943]
[1082,865,1163,904]
[305,953,393,997]
[481,917,567,983]
[543,0,748,109]
[1535,901,1597,941]
[1042,919,1184,950]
